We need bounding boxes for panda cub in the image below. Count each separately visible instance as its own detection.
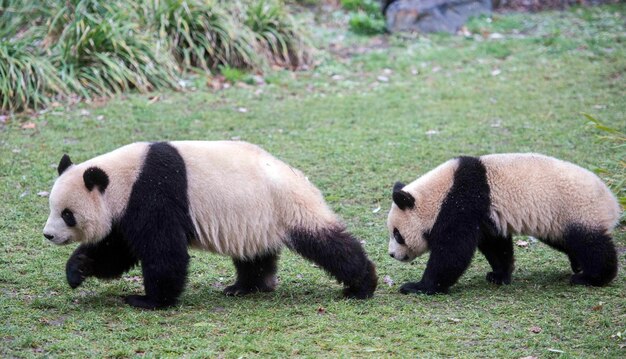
[387,153,620,295]
[43,141,377,309]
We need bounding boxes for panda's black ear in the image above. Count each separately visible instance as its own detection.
[392,181,415,210]
[58,154,73,175]
[83,167,109,194]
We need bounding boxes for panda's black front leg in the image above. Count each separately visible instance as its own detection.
[124,230,190,310]
[400,228,479,295]
[66,230,138,289]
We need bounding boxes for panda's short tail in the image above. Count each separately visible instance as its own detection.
[288,225,378,298]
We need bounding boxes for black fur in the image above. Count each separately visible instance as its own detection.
[289,226,377,299]
[392,181,415,210]
[564,224,617,286]
[478,220,514,285]
[58,154,73,175]
[61,209,77,227]
[400,156,491,295]
[66,142,195,310]
[83,167,109,193]
[66,228,138,288]
[224,252,279,296]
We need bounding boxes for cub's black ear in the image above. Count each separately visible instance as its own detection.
[83,167,109,193]
[392,181,415,210]
[58,154,73,175]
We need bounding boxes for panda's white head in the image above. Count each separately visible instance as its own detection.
[43,154,112,245]
[387,182,430,262]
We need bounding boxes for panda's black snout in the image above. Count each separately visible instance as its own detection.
[44,233,54,241]
[389,253,395,258]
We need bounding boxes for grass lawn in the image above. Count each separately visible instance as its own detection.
[1,5,625,358]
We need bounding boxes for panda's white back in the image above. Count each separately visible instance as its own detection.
[481,153,621,240]
[171,141,338,259]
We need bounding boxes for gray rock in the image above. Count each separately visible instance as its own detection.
[384,0,492,34]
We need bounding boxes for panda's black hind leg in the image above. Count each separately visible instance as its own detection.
[224,251,279,296]
[478,232,514,285]
[289,226,377,299]
[564,225,617,287]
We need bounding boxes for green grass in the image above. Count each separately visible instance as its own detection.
[1,5,625,358]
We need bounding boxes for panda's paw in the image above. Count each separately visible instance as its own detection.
[66,254,93,289]
[569,273,592,286]
[124,295,173,310]
[486,271,512,285]
[343,261,378,299]
[399,281,440,295]
[223,282,275,297]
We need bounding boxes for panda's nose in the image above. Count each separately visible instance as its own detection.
[389,253,395,258]
[44,233,54,241]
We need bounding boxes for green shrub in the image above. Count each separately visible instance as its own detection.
[141,0,259,70]
[245,0,311,68]
[0,0,313,112]
[348,12,386,35]
[0,39,68,112]
[46,0,180,98]
[341,0,386,35]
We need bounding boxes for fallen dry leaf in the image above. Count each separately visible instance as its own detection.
[591,303,603,311]
[317,307,326,315]
[491,69,502,76]
[377,75,389,83]
[37,191,49,197]
[372,206,381,213]
[21,122,36,129]
[237,107,248,113]
[147,96,160,105]
[383,275,394,287]
[530,326,542,333]
[519,356,537,359]
[447,317,461,323]
[516,240,529,248]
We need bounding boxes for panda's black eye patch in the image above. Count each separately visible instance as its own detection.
[393,228,405,245]
[61,209,76,227]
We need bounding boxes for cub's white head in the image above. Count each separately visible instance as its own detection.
[387,182,429,262]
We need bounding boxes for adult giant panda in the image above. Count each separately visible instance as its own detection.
[43,141,377,309]
[387,153,621,295]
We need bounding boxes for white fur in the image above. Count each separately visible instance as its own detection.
[481,153,621,241]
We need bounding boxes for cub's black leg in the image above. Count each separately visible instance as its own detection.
[540,238,582,273]
[564,225,617,287]
[224,252,279,296]
[400,228,479,295]
[66,229,137,289]
[289,226,377,299]
[478,233,514,285]
[124,230,190,310]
